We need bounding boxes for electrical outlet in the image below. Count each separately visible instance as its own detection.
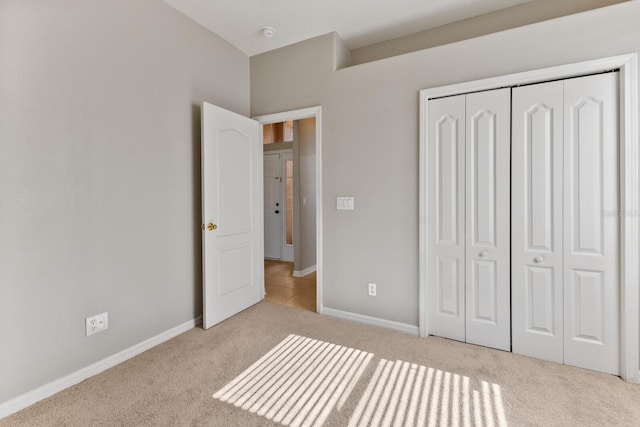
[368,283,377,297]
[86,312,108,336]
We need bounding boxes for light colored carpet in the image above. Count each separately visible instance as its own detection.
[2,302,640,426]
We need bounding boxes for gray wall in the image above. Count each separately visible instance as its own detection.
[0,0,249,404]
[298,118,317,272]
[250,1,640,326]
[350,0,629,65]
[292,119,316,274]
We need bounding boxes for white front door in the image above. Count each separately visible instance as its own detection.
[202,102,263,329]
[263,153,282,259]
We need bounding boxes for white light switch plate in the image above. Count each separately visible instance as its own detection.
[336,196,354,210]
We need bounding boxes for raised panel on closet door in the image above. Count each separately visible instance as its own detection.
[465,88,511,351]
[428,95,466,342]
[512,81,564,363]
[563,73,619,375]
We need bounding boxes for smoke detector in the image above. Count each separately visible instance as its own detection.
[261,26,275,38]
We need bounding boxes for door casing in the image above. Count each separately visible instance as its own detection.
[253,107,323,314]
[419,54,639,383]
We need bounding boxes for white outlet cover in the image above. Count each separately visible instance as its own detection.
[368,282,377,296]
[86,312,109,336]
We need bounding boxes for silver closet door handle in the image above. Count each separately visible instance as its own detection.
[479,250,487,258]
[534,256,544,263]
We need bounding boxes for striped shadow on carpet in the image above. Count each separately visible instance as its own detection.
[214,334,374,427]
[348,360,507,427]
[214,334,507,427]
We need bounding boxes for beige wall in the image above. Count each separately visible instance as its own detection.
[350,0,629,65]
[0,0,249,404]
[251,1,640,327]
[298,118,317,272]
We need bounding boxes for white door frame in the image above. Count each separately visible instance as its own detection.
[419,54,639,383]
[253,106,323,314]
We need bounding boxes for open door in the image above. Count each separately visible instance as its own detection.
[202,102,263,329]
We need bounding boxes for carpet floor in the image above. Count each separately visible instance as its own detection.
[2,302,640,426]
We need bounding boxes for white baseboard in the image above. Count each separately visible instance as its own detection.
[293,265,316,277]
[322,307,419,336]
[0,315,202,420]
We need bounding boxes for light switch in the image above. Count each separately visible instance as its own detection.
[336,196,354,210]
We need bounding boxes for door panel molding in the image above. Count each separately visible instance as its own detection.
[420,54,639,382]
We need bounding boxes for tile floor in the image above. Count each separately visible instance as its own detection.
[264,259,316,312]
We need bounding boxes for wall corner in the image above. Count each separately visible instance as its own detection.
[333,32,352,70]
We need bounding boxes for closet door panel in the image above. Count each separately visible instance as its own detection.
[563,73,619,375]
[512,81,564,363]
[465,88,511,351]
[428,95,466,341]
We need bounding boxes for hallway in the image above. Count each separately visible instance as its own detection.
[264,260,316,312]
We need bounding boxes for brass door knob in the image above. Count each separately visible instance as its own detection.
[207,223,217,231]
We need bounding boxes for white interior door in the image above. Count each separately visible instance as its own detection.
[563,73,619,375]
[512,81,565,363]
[512,73,620,374]
[465,88,511,351]
[428,94,466,342]
[264,153,282,259]
[428,90,511,350]
[202,102,263,329]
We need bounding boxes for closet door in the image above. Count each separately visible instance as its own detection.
[428,95,466,341]
[465,89,511,351]
[563,73,619,375]
[511,81,564,363]
[512,73,620,375]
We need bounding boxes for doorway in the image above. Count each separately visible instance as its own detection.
[254,107,323,314]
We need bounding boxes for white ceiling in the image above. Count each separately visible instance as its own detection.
[163,0,535,57]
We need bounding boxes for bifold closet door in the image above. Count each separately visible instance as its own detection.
[428,89,510,350]
[563,73,619,375]
[428,95,466,342]
[465,89,511,351]
[511,81,565,363]
[512,73,620,375]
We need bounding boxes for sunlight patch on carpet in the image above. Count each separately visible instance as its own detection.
[348,359,508,427]
[213,334,374,427]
